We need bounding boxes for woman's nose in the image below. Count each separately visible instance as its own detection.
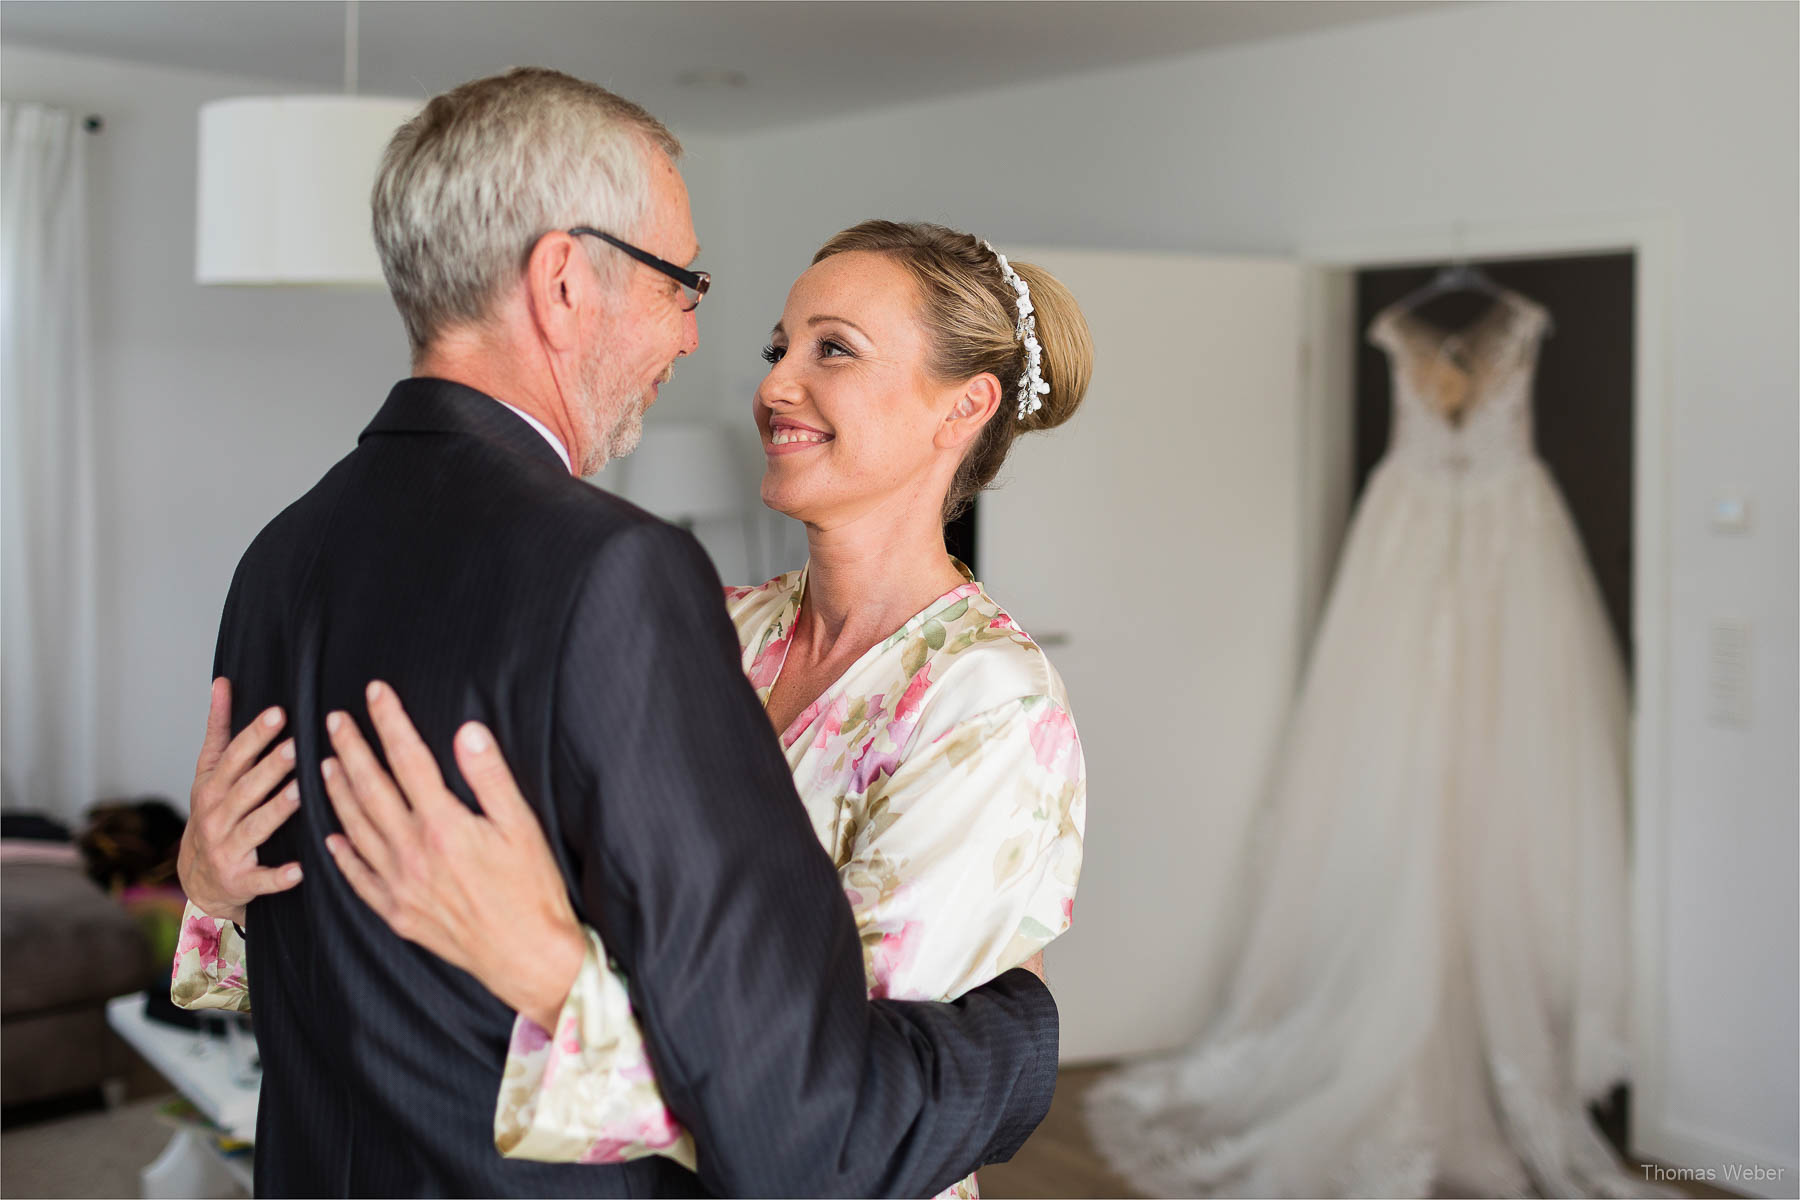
[757,361,802,408]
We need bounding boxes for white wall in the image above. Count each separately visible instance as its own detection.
[0,44,738,808]
[712,0,1799,1179]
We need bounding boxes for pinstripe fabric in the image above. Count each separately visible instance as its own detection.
[218,378,1059,1198]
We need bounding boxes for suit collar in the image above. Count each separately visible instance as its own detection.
[360,377,570,475]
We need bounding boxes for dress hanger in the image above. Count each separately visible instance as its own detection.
[1388,255,1556,337]
[1391,259,1507,314]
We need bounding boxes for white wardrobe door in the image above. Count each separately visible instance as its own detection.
[979,250,1307,1063]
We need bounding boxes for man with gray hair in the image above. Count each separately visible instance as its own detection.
[184,67,1058,1196]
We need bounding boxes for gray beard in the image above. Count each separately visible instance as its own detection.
[575,355,650,476]
[601,398,645,464]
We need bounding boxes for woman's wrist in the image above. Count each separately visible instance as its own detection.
[510,919,588,1032]
[193,898,247,928]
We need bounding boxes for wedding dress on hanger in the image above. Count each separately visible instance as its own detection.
[1087,289,1640,1197]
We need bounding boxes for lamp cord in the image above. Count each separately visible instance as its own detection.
[343,0,359,95]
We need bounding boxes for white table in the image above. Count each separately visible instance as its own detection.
[106,993,258,1199]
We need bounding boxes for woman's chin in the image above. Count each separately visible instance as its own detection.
[760,478,807,522]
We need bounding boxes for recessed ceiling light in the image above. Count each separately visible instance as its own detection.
[676,69,749,90]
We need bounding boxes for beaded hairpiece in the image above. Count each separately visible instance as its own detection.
[983,241,1052,421]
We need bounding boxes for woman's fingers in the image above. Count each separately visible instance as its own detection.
[453,722,536,832]
[320,755,399,879]
[193,678,233,777]
[323,834,398,924]
[235,779,301,848]
[325,710,413,834]
[211,704,288,800]
[241,860,305,897]
[364,682,453,816]
[221,738,296,825]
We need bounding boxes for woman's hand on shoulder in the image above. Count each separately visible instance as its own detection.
[178,678,304,927]
[319,682,586,1030]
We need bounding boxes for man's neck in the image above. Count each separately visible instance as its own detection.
[414,336,578,471]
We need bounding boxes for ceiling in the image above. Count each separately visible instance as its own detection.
[0,1,1439,135]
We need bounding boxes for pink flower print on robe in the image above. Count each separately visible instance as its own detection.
[867,920,925,999]
[175,911,225,974]
[511,1017,552,1056]
[1028,704,1082,784]
[797,693,849,752]
[577,1106,687,1163]
[851,665,932,792]
[746,626,792,691]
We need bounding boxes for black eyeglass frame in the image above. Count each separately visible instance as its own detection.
[568,226,709,311]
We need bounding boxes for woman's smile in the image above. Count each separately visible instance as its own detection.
[766,417,836,454]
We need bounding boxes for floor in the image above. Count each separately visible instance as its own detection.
[0,1062,1746,1200]
[0,1095,193,1200]
[985,1065,1744,1200]
[982,1065,1139,1198]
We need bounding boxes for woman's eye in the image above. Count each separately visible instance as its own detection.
[760,343,785,364]
[819,339,851,358]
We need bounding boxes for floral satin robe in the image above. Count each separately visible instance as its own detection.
[173,565,1086,1196]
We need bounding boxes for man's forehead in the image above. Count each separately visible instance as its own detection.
[645,161,699,262]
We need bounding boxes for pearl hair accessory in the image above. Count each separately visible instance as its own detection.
[983,241,1052,421]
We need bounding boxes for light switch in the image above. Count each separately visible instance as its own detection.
[1707,618,1752,728]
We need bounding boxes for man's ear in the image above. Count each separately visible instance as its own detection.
[937,372,1003,451]
[524,232,588,353]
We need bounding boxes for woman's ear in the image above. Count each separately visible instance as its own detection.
[937,372,1003,451]
[523,232,589,353]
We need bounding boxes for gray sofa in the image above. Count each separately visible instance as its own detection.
[2,859,156,1106]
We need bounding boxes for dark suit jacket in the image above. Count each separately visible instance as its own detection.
[218,378,1059,1198]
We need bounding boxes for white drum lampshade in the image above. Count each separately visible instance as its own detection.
[195,95,420,285]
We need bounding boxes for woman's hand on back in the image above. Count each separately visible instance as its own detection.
[178,678,304,926]
[320,682,586,1031]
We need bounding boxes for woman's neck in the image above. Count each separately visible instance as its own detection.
[796,499,966,655]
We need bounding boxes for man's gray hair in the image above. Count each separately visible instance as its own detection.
[372,67,683,354]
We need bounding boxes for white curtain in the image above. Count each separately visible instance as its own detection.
[2,102,99,823]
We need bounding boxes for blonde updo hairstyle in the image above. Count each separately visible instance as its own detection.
[811,221,1093,520]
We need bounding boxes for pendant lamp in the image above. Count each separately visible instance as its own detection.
[195,1,418,285]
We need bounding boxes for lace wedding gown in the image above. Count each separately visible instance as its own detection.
[1087,291,1639,1197]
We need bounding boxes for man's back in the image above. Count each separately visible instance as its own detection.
[222,380,704,1195]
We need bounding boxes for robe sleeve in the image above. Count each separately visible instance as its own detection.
[848,694,1086,1003]
[494,927,697,1169]
[170,900,252,1012]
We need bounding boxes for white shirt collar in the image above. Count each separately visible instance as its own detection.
[495,400,572,474]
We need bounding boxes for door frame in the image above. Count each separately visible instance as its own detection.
[1296,215,1678,1166]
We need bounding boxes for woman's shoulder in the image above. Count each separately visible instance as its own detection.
[912,585,1072,726]
[723,570,803,632]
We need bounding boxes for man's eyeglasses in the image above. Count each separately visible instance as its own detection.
[569,227,709,311]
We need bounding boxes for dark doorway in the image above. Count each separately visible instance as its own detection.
[945,498,978,577]
[1354,253,1635,673]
